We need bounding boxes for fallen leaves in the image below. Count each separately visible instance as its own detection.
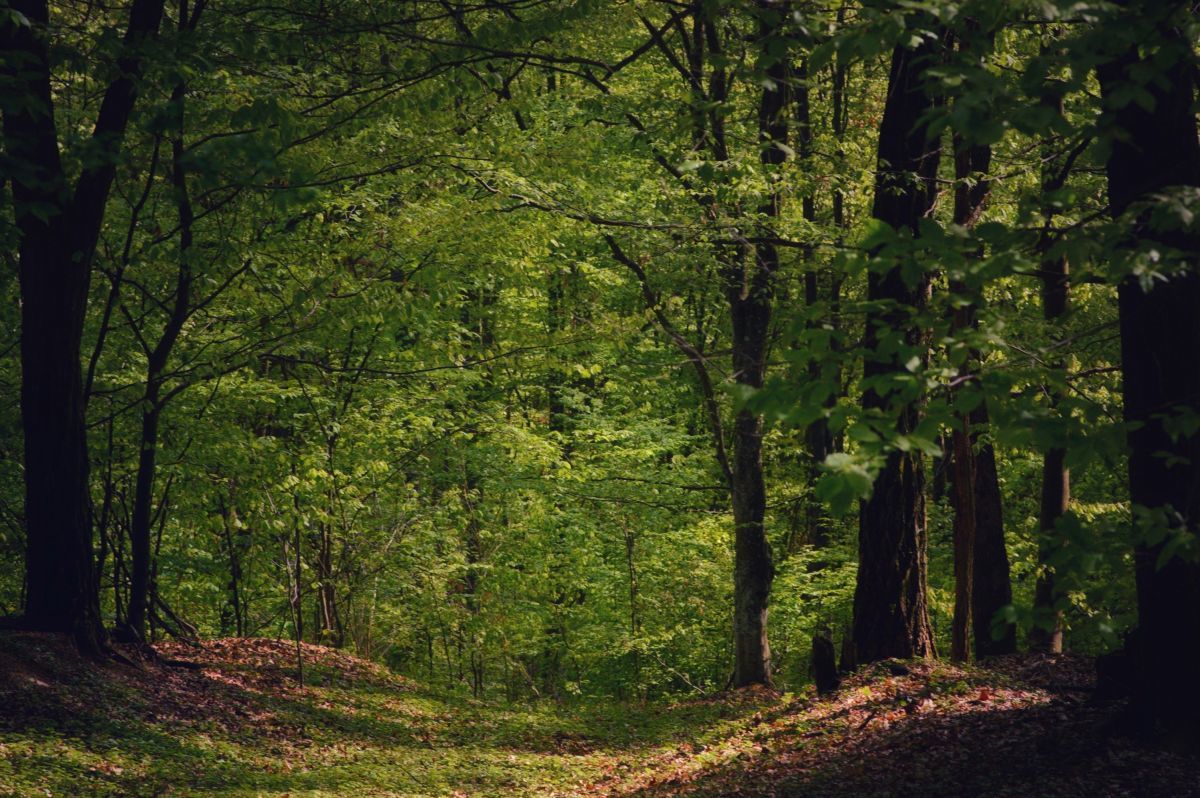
[561,657,1200,798]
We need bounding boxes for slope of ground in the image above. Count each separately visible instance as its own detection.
[577,657,1200,798]
[0,633,1195,797]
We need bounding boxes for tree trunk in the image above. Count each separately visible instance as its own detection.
[1031,86,1071,655]
[1,0,166,654]
[971,428,1016,656]
[3,0,98,654]
[796,57,834,556]
[950,416,975,662]
[125,385,162,640]
[1099,1,1200,747]
[728,6,788,687]
[125,76,196,642]
[1032,446,1068,653]
[461,470,484,697]
[17,240,102,652]
[849,33,942,668]
[316,518,342,646]
[218,491,246,637]
[948,99,1017,659]
[728,259,773,686]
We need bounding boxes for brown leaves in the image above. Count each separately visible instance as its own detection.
[565,656,1200,798]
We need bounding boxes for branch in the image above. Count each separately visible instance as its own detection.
[604,234,732,488]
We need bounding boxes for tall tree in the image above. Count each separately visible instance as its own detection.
[1098,0,1200,747]
[723,0,790,688]
[947,24,1016,661]
[125,1,203,641]
[1,0,167,653]
[601,2,785,686]
[848,24,942,667]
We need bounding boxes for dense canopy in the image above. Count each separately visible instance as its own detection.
[1,0,1199,773]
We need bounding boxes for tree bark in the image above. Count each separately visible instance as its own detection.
[728,5,789,687]
[948,100,1016,659]
[950,415,975,663]
[971,427,1016,656]
[1,0,166,654]
[849,33,941,668]
[1098,1,1200,747]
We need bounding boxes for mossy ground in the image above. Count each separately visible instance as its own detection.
[1,634,1196,797]
[0,635,761,797]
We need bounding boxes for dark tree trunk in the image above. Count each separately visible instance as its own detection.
[950,417,976,662]
[948,131,989,663]
[1,0,166,654]
[461,470,484,696]
[16,237,101,649]
[948,100,1017,659]
[971,428,1016,656]
[218,491,245,637]
[849,34,942,668]
[730,394,773,686]
[1099,2,1200,747]
[1032,446,1068,653]
[316,517,342,646]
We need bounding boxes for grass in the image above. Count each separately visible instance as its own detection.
[0,634,764,797]
[3,634,1196,797]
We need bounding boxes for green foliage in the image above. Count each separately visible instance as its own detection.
[1,0,1182,699]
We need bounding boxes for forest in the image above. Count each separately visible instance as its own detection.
[1,0,1199,795]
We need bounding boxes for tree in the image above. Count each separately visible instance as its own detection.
[945,23,1016,661]
[1,0,167,653]
[1098,0,1200,747]
[848,22,942,667]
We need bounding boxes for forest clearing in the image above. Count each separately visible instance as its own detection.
[3,0,1200,793]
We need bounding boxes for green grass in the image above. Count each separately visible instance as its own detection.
[0,635,764,797]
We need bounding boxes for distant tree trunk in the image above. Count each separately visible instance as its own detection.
[125,70,198,642]
[727,6,788,687]
[1032,447,1068,654]
[126,383,164,640]
[461,469,484,697]
[1099,1,1200,747]
[1031,85,1070,655]
[971,430,1015,656]
[811,627,840,694]
[620,515,641,690]
[948,99,1016,659]
[218,491,246,637]
[729,326,773,687]
[950,416,976,663]
[795,57,834,556]
[291,512,304,686]
[1,0,167,655]
[849,32,942,668]
[316,518,342,646]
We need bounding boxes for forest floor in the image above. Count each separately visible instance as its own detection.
[0,633,1196,797]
